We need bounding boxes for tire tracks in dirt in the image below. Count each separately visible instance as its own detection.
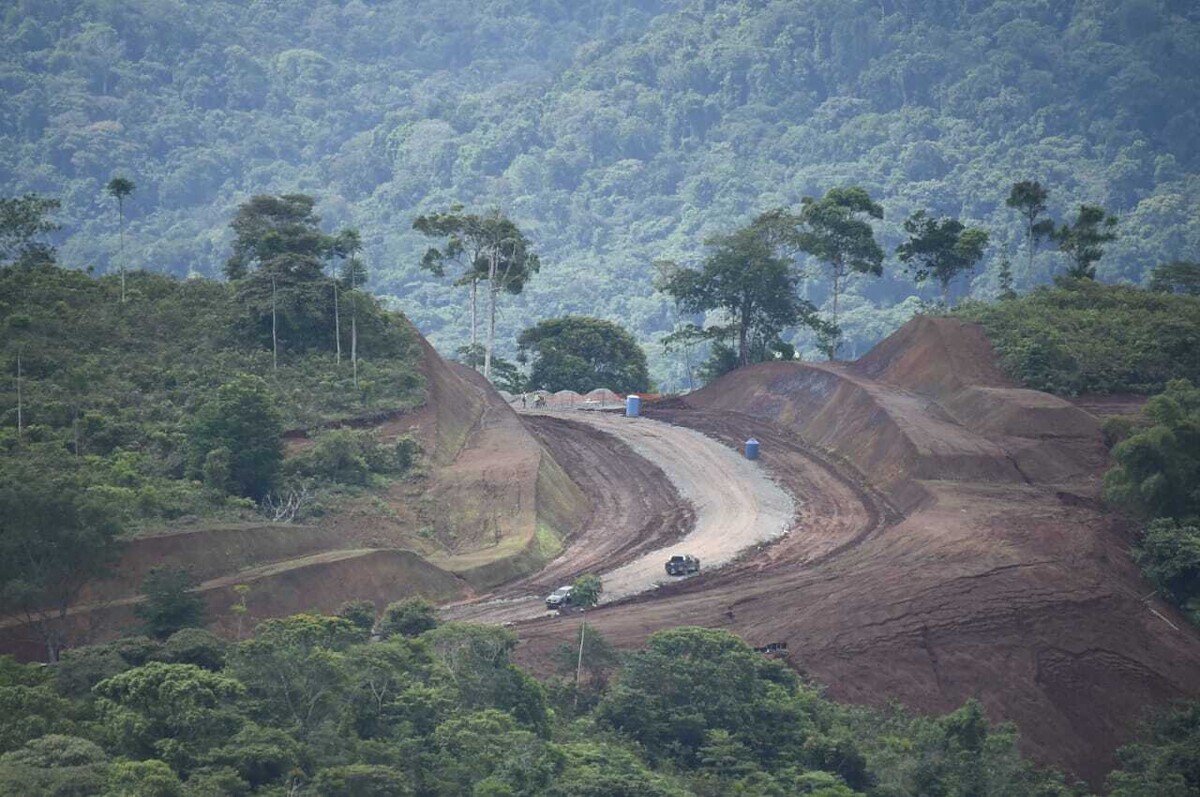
[445,410,797,622]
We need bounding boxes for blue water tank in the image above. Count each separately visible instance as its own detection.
[625,395,641,417]
[745,437,760,460]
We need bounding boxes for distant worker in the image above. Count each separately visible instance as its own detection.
[521,392,527,408]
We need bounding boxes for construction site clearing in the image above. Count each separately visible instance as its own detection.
[3,316,1197,787]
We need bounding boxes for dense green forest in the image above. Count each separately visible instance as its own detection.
[2,0,1198,387]
[3,613,1196,797]
[0,232,426,508]
[953,280,1200,396]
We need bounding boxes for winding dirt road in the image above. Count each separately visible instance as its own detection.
[446,410,794,622]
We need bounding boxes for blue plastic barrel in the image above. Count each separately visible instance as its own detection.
[625,395,641,417]
[745,437,760,460]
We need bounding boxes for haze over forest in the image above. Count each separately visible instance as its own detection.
[2,0,1198,382]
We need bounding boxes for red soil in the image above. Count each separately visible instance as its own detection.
[508,317,1200,786]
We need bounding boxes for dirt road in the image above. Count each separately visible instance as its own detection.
[446,410,794,622]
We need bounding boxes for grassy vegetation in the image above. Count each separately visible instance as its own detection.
[954,280,1200,396]
[0,261,426,528]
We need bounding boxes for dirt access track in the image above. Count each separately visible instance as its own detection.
[501,317,1200,786]
[446,410,794,624]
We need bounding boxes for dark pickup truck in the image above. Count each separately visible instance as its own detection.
[665,554,700,576]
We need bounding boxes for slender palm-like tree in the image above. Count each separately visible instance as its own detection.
[105,176,135,303]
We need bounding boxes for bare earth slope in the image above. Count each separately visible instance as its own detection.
[511,317,1200,785]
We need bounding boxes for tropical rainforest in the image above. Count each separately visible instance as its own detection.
[3,1,1200,795]
[1,613,1196,797]
[2,0,1199,387]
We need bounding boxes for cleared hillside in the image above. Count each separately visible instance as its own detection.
[510,317,1200,785]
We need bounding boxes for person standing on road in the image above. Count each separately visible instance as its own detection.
[521,392,527,408]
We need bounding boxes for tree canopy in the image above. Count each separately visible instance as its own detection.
[518,316,650,394]
[659,223,818,370]
[896,211,989,305]
[2,1,1197,386]
[0,615,1124,795]
[188,375,284,501]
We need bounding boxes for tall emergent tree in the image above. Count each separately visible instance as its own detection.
[342,253,369,388]
[1053,204,1119,280]
[413,208,539,380]
[658,224,817,369]
[0,459,123,661]
[517,316,650,394]
[896,211,989,306]
[224,195,353,357]
[105,177,135,303]
[1005,180,1054,281]
[793,187,884,358]
[330,228,363,366]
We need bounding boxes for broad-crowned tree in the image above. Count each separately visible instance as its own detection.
[518,316,650,394]
[0,195,60,266]
[135,567,206,640]
[896,210,989,306]
[659,224,818,369]
[187,374,283,501]
[792,187,884,359]
[0,457,123,661]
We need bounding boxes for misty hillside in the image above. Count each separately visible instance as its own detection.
[2,0,1198,384]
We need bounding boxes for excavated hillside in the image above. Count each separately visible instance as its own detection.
[0,331,587,658]
[510,316,1200,785]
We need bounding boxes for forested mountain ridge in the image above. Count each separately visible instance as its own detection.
[2,0,1198,386]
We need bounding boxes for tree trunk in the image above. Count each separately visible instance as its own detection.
[351,311,358,389]
[574,624,586,711]
[485,285,497,381]
[333,279,341,366]
[830,263,842,361]
[348,268,359,388]
[470,279,478,352]
[271,274,278,373]
[118,199,126,304]
[484,251,498,380]
[942,278,951,307]
[15,348,22,444]
[1026,218,1037,281]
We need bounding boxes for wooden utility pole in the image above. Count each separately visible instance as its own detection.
[573,623,586,710]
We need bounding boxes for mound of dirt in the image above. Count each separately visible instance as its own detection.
[853,315,1011,397]
[685,319,1107,506]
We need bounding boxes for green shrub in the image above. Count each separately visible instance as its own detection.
[955,281,1200,395]
[378,598,439,639]
[287,428,413,486]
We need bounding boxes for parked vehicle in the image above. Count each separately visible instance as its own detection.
[665,554,700,576]
[545,585,573,610]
